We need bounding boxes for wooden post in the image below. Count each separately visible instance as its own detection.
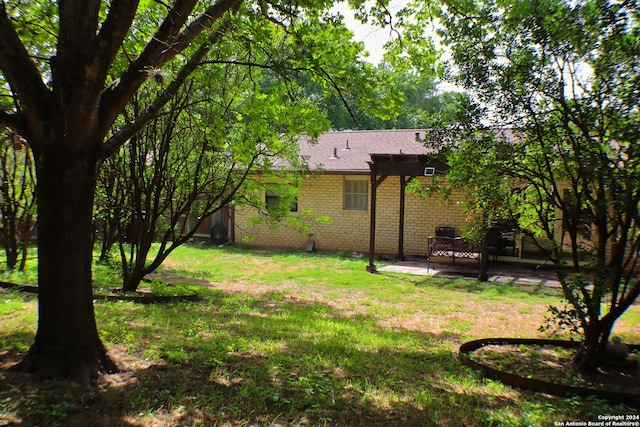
[367,163,377,272]
[399,175,406,260]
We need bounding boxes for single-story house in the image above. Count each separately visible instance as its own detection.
[230,129,548,264]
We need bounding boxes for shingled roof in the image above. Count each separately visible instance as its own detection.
[299,129,435,173]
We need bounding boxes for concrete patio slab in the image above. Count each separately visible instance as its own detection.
[378,259,561,287]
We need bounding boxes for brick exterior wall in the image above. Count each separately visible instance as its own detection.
[233,174,469,257]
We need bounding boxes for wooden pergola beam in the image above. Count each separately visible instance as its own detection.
[367,154,448,273]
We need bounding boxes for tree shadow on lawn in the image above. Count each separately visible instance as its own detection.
[412,274,563,298]
[0,290,623,426]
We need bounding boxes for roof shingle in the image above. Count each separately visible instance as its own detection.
[299,129,434,172]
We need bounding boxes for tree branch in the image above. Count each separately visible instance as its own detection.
[100,16,236,158]
[0,110,20,133]
[57,0,100,64]
[0,3,52,142]
[88,0,141,88]
[98,0,243,140]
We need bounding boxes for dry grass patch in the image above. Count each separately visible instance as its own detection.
[1,245,639,426]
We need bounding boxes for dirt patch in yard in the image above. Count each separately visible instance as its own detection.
[148,271,640,342]
[3,266,639,426]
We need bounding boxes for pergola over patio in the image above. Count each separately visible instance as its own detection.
[366,153,448,272]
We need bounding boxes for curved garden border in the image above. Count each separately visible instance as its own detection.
[0,281,200,304]
[459,338,640,408]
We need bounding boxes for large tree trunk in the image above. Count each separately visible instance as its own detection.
[573,318,613,373]
[13,145,118,385]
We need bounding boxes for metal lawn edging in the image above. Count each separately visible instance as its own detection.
[459,337,640,408]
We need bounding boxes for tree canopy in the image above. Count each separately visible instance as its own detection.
[96,45,330,292]
[0,0,401,384]
[404,0,640,371]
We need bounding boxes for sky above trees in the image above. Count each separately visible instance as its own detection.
[332,1,401,64]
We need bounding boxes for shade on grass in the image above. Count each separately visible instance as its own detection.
[0,244,638,426]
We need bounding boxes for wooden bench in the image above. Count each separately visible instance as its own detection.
[427,236,481,272]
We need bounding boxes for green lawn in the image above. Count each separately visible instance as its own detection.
[1,244,638,426]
